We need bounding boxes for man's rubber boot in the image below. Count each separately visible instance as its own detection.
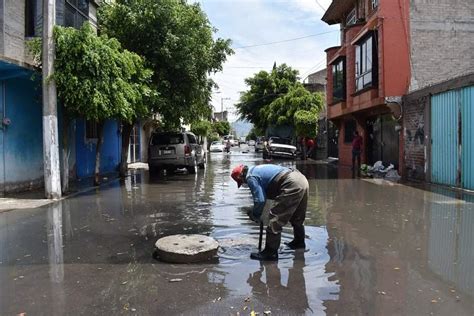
[250,248,278,261]
[286,225,306,250]
[250,231,281,261]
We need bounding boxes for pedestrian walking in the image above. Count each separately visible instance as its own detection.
[352,130,363,172]
[306,138,315,159]
[231,164,309,261]
[225,139,231,154]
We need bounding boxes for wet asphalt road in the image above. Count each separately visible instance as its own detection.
[1,146,474,315]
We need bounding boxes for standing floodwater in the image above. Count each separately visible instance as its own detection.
[1,147,474,315]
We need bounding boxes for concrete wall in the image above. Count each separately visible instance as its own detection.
[409,0,474,92]
[0,0,26,63]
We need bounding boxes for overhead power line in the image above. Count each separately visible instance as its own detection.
[314,0,327,12]
[233,30,338,49]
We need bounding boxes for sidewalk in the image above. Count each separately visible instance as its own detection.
[0,172,121,213]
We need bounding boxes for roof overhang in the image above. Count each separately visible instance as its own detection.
[322,0,357,25]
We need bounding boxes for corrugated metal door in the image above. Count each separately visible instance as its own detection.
[461,86,474,190]
[431,91,459,186]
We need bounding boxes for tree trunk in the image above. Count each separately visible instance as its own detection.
[94,122,104,186]
[120,122,133,178]
[61,113,70,194]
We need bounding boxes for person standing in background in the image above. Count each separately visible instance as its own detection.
[352,130,363,172]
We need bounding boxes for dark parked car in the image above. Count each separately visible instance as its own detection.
[148,131,206,174]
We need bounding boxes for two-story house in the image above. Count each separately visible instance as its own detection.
[0,0,122,195]
[322,0,410,171]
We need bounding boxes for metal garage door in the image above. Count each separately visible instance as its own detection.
[431,90,459,187]
[431,86,474,189]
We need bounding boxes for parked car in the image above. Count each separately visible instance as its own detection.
[263,137,297,159]
[209,141,225,152]
[255,136,266,152]
[148,131,205,174]
[248,139,256,146]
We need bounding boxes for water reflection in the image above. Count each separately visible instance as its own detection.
[1,152,474,314]
[247,253,309,314]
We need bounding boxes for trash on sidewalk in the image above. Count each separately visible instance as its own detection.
[361,161,401,182]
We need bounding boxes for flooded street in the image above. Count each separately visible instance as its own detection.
[1,149,474,315]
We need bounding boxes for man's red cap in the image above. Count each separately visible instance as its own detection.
[231,164,245,188]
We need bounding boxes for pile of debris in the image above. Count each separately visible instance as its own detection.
[360,161,401,182]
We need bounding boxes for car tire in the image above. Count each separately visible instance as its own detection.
[165,167,175,175]
[149,165,160,175]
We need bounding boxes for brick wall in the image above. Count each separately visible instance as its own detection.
[410,0,474,92]
[403,94,428,181]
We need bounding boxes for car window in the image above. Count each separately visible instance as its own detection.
[187,134,197,144]
[211,141,220,145]
[270,137,292,145]
[151,133,184,145]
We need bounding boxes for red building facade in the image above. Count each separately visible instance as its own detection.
[322,0,410,171]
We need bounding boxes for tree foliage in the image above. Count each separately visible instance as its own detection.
[191,120,212,137]
[28,24,154,123]
[99,0,233,128]
[212,121,231,136]
[236,64,298,130]
[294,109,318,138]
[236,63,324,137]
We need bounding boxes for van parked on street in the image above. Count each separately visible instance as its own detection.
[148,131,206,174]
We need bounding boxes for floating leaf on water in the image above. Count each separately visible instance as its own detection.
[393,267,400,270]
[431,299,438,303]
[264,311,271,315]
[121,281,128,285]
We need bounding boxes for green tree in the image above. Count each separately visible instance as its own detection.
[212,121,231,136]
[99,0,233,128]
[29,24,153,187]
[236,64,299,130]
[266,85,324,127]
[294,109,318,138]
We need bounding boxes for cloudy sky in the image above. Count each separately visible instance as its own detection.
[197,0,340,121]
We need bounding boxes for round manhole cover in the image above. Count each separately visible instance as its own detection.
[154,234,219,263]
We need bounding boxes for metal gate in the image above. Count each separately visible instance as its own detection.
[0,82,5,195]
[461,86,474,190]
[431,86,474,189]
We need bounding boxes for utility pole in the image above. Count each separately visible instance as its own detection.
[221,97,230,113]
[42,0,62,199]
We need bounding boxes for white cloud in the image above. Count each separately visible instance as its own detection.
[201,0,339,122]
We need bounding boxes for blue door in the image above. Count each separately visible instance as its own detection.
[0,82,4,194]
[461,86,474,190]
[431,90,460,187]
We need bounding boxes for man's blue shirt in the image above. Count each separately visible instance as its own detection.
[246,164,289,218]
